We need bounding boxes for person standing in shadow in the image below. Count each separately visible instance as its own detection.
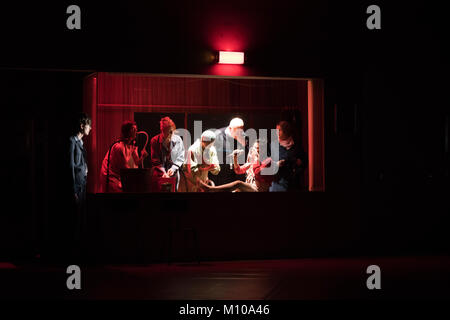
[68,112,92,261]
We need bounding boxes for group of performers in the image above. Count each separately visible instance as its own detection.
[98,116,307,193]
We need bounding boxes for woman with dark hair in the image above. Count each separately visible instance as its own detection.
[99,120,148,192]
[269,120,307,192]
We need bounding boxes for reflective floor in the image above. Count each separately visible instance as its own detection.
[1,256,449,299]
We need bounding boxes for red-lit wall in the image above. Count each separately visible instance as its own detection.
[83,72,322,193]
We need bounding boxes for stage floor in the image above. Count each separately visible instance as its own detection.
[1,256,449,299]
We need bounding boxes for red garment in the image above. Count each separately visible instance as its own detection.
[254,158,275,185]
[99,141,140,192]
[150,133,172,169]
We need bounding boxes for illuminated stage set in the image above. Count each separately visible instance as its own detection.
[83,72,325,262]
[1,1,449,300]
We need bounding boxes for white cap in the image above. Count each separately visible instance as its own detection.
[201,130,216,142]
[229,117,244,128]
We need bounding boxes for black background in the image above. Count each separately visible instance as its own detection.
[0,1,449,260]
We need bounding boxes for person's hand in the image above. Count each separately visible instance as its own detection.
[74,193,79,202]
[202,164,216,172]
[232,149,244,157]
[199,163,210,169]
[141,149,149,158]
[162,172,170,178]
[167,168,175,177]
[277,159,285,167]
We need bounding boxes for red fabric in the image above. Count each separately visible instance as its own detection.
[99,141,140,192]
[84,72,309,193]
[153,177,176,192]
[254,158,275,185]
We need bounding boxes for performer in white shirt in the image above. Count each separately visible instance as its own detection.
[178,130,220,192]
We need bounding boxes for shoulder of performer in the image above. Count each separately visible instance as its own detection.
[172,134,183,144]
[150,134,160,144]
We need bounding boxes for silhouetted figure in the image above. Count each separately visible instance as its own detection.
[68,112,92,260]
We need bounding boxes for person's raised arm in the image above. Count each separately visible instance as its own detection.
[233,150,250,174]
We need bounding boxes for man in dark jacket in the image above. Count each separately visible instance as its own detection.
[210,117,247,186]
[68,113,92,259]
[69,113,92,204]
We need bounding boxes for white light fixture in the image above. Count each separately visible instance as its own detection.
[218,51,245,64]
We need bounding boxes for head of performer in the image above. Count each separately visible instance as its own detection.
[228,117,245,145]
[76,113,92,138]
[201,130,216,150]
[247,139,263,164]
[121,120,138,144]
[276,120,294,142]
[160,116,176,145]
[255,140,261,153]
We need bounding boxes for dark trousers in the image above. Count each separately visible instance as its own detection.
[71,185,87,260]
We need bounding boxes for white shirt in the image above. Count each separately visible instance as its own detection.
[183,139,220,192]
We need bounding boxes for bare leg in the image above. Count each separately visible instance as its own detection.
[198,179,257,192]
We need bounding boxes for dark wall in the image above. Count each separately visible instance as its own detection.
[0,71,89,259]
[1,1,448,260]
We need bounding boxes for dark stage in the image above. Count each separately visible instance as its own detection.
[1,0,449,304]
[1,257,450,299]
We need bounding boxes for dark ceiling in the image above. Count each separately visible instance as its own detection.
[0,1,447,79]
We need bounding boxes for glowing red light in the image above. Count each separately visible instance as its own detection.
[218,51,245,64]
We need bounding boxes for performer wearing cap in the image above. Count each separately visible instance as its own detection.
[212,117,247,186]
[178,130,220,192]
